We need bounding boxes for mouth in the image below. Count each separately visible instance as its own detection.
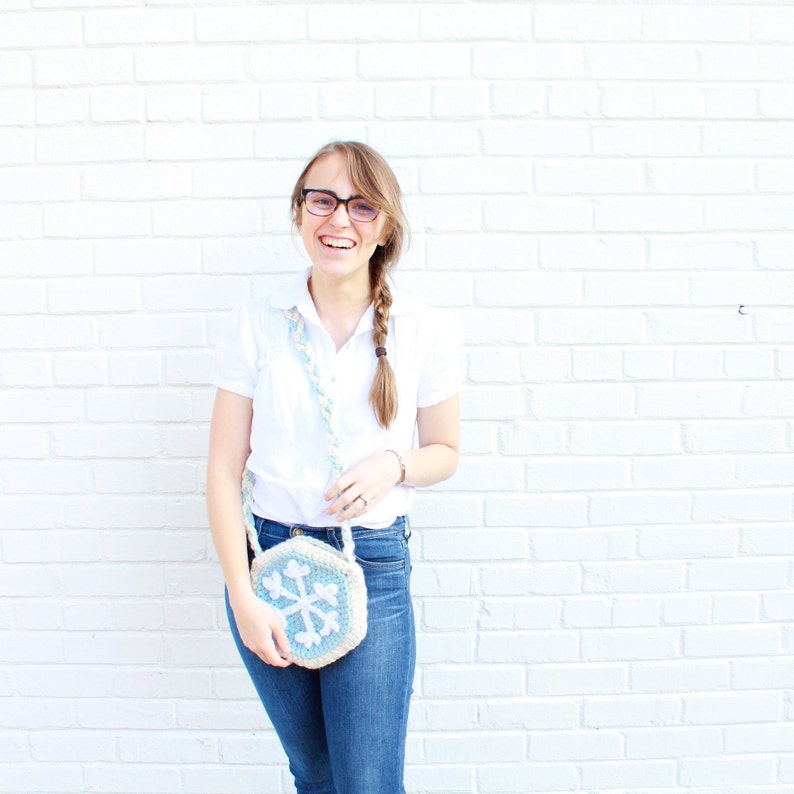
[320,236,356,250]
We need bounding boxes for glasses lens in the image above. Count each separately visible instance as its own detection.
[304,190,336,216]
[347,198,379,222]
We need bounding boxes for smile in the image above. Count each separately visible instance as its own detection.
[320,236,355,249]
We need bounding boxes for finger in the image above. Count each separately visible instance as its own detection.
[271,622,292,660]
[324,476,351,503]
[253,639,292,668]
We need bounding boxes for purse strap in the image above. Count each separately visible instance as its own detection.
[242,306,357,563]
[285,306,356,560]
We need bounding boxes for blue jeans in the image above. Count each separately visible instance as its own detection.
[225,515,415,794]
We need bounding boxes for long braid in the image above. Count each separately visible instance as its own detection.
[369,268,398,429]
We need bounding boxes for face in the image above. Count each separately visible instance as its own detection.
[298,152,389,291]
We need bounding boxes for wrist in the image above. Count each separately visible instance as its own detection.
[386,449,406,485]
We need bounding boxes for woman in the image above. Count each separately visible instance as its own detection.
[207,141,461,794]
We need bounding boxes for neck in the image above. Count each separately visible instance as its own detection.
[308,271,372,351]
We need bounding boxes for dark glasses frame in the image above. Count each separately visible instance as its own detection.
[300,189,380,222]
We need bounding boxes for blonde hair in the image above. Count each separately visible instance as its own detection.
[291,141,410,429]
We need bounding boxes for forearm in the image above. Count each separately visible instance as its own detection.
[389,443,458,489]
[207,465,255,604]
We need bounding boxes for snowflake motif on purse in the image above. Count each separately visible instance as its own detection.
[241,307,368,669]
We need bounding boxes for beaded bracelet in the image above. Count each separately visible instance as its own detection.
[386,449,406,484]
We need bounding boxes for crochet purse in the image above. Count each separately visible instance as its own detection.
[241,307,368,669]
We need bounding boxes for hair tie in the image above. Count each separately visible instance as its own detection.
[375,346,387,358]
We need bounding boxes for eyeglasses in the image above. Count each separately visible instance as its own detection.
[300,189,380,223]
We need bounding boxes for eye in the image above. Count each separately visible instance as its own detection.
[350,199,376,214]
[309,195,334,207]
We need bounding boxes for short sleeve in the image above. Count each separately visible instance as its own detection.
[209,300,262,398]
[416,311,463,409]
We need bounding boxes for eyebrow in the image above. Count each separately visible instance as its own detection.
[307,188,367,201]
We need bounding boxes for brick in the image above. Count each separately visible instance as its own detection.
[648,236,752,270]
[692,491,791,523]
[83,163,190,200]
[649,159,754,194]
[529,727,624,761]
[583,697,679,728]
[0,12,81,48]
[432,82,489,120]
[196,5,304,42]
[478,631,578,663]
[485,495,587,529]
[476,272,580,306]
[181,766,281,794]
[0,204,39,237]
[531,384,634,419]
[481,565,580,596]
[490,82,545,118]
[502,423,566,455]
[480,599,560,630]
[34,87,88,126]
[423,666,523,698]
[483,124,590,157]
[636,658,731,696]
[145,85,201,122]
[593,123,700,156]
[529,664,626,697]
[683,692,782,725]
[549,83,600,117]
[309,5,416,41]
[525,458,630,492]
[590,494,691,527]
[0,89,33,126]
[373,82,430,121]
[584,564,684,595]
[35,47,133,87]
[36,126,143,164]
[0,764,83,793]
[422,529,525,563]
[536,159,644,195]
[533,529,633,562]
[569,422,676,455]
[626,727,721,759]
[684,626,781,658]
[426,733,525,764]
[94,239,200,275]
[479,764,577,793]
[611,596,661,627]
[145,124,252,161]
[644,7,750,42]
[83,766,180,793]
[537,313,644,345]
[475,43,584,79]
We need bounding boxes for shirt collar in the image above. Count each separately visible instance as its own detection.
[271,267,417,323]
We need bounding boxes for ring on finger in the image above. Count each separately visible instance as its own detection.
[356,495,370,508]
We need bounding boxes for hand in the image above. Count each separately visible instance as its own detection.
[323,451,402,522]
[230,590,292,667]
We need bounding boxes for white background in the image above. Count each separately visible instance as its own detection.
[1,1,793,793]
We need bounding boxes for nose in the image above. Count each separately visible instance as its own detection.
[328,200,351,225]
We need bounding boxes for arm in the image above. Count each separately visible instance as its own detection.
[324,394,460,520]
[207,388,292,666]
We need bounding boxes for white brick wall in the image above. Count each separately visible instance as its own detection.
[1,1,792,792]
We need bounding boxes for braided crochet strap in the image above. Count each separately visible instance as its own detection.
[286,306,356,561]
[242,467,262,556]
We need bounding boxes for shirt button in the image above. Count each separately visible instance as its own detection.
[330,376,336,383]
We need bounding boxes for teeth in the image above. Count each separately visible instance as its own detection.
[321,237,354,249]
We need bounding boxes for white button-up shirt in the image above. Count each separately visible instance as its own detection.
[211,270,462,528]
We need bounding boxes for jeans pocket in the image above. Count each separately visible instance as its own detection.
[353,530,407,571]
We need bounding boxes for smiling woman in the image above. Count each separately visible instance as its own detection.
[206,141,462,794]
